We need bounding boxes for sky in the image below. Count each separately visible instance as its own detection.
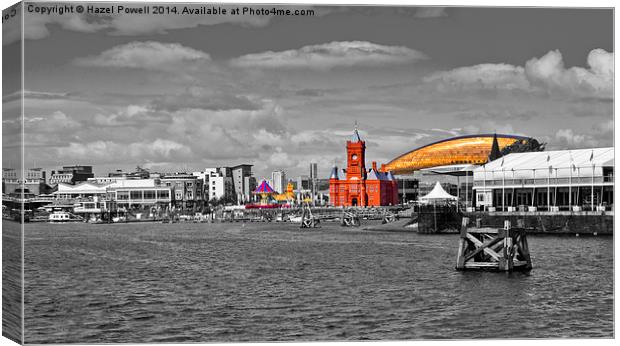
[2,2,614,180]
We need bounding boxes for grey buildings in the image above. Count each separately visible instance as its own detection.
[49,165,94,186]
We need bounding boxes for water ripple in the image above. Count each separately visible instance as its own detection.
[22,222,613,343]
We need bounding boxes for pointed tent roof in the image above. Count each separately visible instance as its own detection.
[254,180,276,194]
[419,182,458,201]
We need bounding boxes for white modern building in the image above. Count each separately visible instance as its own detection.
[54,179,174,208]
[271,170,286,194]
[196,168,234,202]
[473,147,614,212]
[231,164,253,202]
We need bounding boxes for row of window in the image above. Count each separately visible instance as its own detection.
[116,190,170,200]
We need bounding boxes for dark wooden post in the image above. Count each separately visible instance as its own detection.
[456,217,469,269]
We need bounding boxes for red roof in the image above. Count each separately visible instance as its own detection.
[254,180,276,194]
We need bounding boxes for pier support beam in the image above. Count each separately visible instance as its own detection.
[456,218,532,272]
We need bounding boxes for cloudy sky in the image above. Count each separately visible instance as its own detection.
[2,3,613,180]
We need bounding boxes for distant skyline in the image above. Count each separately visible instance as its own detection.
[2,2,613,179]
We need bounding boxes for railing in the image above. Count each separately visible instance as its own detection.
[474,176,610,187]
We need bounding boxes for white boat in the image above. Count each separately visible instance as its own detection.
[288,215,302,223]
[48,211,82,223]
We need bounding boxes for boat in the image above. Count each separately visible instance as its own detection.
[288,215,302,223]
[48,211,83,223]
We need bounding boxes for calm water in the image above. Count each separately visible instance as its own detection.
[23,222,613,343]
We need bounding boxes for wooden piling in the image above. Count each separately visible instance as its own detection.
[300,205,320,229]
[456,218,532,272]
[340,210,360,227]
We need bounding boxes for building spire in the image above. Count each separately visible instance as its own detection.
[488,132,502,162]
[352,120,362,142]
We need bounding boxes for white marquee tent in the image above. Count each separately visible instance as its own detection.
[419,182,458,202]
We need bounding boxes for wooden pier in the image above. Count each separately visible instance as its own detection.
[456,217,532,271]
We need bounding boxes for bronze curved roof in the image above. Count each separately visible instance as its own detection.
[382,134,530,175]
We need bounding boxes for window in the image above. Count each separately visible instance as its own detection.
[144,190,156,200]
[117,191,129,200]
[131,190,142,200]
[157,190,169,199]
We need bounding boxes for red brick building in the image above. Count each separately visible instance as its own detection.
[329,128,399,207]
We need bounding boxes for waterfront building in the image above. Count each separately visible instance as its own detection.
[106,179,173,209]
[54,181,111,199]
[194,165,254,203]
[309,162,318,196]
[271,170,286,194]
[296,175,311,193]
[2,168,18,181]
[160,173,204,210]
[108,166,151,179]
[52,179,174,210]
[243,176,257,203]
[231,164,254,202]
[87,176,126,184]
[397,177,419,203]
[2,168,50,196]
[473,147,614,212]
[329,126,398,207]
[381,134,543,175]
[49,165,94,186]
[198,168,234,203]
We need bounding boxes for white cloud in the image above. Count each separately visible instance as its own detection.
[74,41,211,70]
[268,148,298,168]
[230,41,428,70]
[553,128,610,149]
[595,120,614,133]
[425,49,614,99]
[524,49,613,98]
[555,129,589,148]
[57,139,191,163]
[24,111,81,133]
[425,64,528,90]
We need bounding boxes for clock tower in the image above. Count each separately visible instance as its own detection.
[346,124,366,180]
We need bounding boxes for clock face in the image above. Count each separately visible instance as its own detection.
[351,154,358,160]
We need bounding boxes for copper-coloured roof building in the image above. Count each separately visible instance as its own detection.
[381,134,539,175]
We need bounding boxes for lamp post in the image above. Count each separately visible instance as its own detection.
[554,168,558,208]
[591,163,595,211]
[465,169,469,210]
[532,168,536,208]
[569,164,572,210]
[512,168,515,209]
[547,165,551,212]
[502,168,505,212]
[456,175,460,211]
[483,165,486,212]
